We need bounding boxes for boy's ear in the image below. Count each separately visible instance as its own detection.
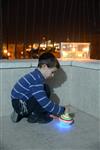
[42,64,48,68]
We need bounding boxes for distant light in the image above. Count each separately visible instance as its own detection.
[48,44,53,47]
[72,47,76,52]
[82,47,89,52]
[28,45,32,48]
[21,51,23,55]
[33,43,39,49]
[7,52,11,57]
[3,49,8,54]
[26,48,31,52]
[61,51,68,58]
[40,43,46,48]
[77,53,83,57]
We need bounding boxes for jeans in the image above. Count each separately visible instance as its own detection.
[12,84,51,117]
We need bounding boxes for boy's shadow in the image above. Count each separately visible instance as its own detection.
[46,68,67,104]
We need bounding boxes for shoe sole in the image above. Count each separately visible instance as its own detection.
[11,111,23,123]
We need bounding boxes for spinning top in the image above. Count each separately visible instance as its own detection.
[59,113,74,124]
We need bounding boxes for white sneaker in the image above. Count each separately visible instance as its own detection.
[11,111,23,123]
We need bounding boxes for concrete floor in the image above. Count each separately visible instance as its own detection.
[0,108,100,150]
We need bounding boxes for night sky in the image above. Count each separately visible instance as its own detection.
[1,0,100,43]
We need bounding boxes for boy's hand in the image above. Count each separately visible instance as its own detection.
[64,105,70,114]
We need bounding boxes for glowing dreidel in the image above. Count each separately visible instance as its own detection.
[59,113,74,125]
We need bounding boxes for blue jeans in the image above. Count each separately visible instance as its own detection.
[12,84,51,117]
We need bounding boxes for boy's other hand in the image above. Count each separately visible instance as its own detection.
[64,105,70,114]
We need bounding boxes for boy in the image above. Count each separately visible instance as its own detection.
[11,52,67,123]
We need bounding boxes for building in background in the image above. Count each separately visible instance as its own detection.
[60,42,90,59]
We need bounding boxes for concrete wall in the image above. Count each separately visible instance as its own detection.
[70,66,100,119]
[0,59,100,119]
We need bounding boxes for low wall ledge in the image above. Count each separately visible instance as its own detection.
[0,59,100,70]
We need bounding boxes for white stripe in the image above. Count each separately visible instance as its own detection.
[11,94,16,99]
[43,101,51,108]
[30,84,43,88]
[32,90,44,96]
[29,73,36,80]
[18,81,29,91]
[38,75,41,79]
[38,96,46,102]
[23,77,31,85]
[50,104,55,112]
[57,107,61,115]
[14,88,29,99]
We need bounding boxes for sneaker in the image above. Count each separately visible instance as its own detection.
[11,111,23,123]
[27,113,39,123]
[27,113,53,124]
[37,115,53,124]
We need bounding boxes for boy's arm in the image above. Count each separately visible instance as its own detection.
[30,83,65,116]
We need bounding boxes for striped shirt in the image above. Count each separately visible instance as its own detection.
[11,68,65,115]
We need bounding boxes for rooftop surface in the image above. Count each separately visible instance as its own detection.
[0,107,100,150]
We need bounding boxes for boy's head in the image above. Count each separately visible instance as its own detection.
[38,52,60,79]
[38,52,60,69]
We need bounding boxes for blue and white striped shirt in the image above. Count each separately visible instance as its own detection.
[11,68,65,115]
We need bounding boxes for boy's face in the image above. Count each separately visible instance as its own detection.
[42,65,57,79]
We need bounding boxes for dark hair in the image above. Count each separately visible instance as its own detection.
[38,52,60,69]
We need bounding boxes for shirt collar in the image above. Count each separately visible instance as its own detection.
[35,68,45,83]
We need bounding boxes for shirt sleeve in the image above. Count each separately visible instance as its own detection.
[29,81,65,116]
